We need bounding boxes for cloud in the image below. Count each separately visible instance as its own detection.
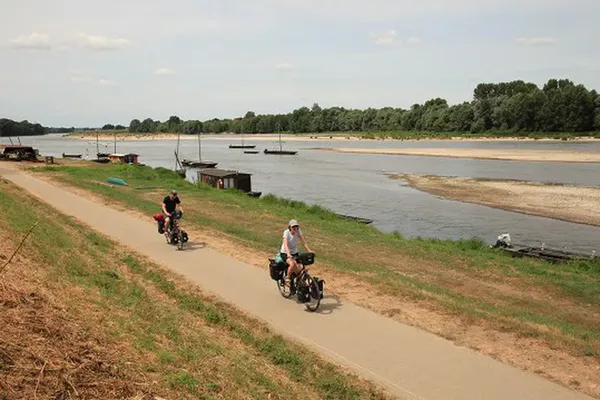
[369,31,421,47]
[8,33,52,50]
[69,70,115,86]
[370,30,399,46]
[274,0,588,22]
[154,68,176,76]
[95,79,117,87]
[70,69,91,83]
[275,63,293,70]
[516,37,557,46]
[76,33,132,51]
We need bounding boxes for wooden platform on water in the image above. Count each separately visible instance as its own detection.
[336,214,373,224]
[499,244,595,263]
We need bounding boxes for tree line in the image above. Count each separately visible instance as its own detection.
[0,118,47,137]
[126,79,600,135]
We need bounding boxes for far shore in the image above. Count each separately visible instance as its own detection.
[392,173,600,227]
[66,132,600,143]
[317,147,600,163]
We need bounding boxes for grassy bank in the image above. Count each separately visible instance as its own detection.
[0,180,387,399]
[29,163,600,396]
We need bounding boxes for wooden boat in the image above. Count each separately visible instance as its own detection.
[264,125,297,155]
[97,152,110,158]
[62,153,82,158]
[264,149,297,155]
[182,159,218,168]
[247,191,262,198]
[336,214,373,224]
[91,157,111,164]
[244,150,259,154]
[181,132,218,168]
[229,133,256,149]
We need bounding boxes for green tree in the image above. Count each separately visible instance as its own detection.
[129,119,141,132]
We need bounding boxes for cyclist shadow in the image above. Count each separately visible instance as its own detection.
[184,241,206,251]
[311,294,343,315]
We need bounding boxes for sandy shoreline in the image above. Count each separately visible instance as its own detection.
[318,147,600,163]
[67,133,359,142]
[393,173,600,227]
[67,132,600,143]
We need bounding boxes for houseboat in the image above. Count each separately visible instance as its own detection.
[108,153,139,164]
[0,145,38,161]
[197,168,261,197]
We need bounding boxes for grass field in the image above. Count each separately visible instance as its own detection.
[28,162,600,397]
[0,179,387,399]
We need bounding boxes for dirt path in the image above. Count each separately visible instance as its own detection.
[0,165,593,400]
[394,174,600,227]
[317,147,600,163]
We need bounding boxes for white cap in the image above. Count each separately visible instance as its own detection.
[289,219,299,227]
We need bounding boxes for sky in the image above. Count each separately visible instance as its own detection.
[1,0,599,127]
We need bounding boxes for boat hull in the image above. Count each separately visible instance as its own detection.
[263,149,297,155]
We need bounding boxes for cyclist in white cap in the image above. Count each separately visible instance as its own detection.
[280,219,312,286]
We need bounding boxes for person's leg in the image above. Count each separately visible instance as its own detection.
[285,255,299,286]
[164,216,171,234]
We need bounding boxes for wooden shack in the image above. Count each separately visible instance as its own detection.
[0,145,37,161]
[108,153,139,164]
[197,168,252,192]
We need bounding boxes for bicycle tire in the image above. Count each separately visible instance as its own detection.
[277,277,292,298]
[177,230,184,250]
[304,276,321,312]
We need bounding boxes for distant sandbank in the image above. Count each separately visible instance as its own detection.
[317,147,600,163]
[393,173,600,227]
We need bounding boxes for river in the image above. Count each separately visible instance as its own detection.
[12,134,600,254]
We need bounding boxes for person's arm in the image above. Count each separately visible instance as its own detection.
[283,233,292,258]
[161,201,169,215]
[299,233,312,253]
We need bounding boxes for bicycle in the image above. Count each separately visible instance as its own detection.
[154,210,188,250]
[268,252,324,312]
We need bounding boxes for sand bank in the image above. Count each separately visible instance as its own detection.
[319,147,600,163]
[393,173,600,227]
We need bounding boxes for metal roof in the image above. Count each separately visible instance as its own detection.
[0,145,35,150]
[198,168,251,178]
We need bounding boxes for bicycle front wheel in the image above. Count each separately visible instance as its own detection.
[304,276,321,312]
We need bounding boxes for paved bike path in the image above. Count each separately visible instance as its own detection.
[1,165,592,400]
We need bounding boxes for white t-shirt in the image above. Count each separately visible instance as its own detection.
[280,228,303,254]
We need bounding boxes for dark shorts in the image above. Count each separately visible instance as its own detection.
[280,253,298,263]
